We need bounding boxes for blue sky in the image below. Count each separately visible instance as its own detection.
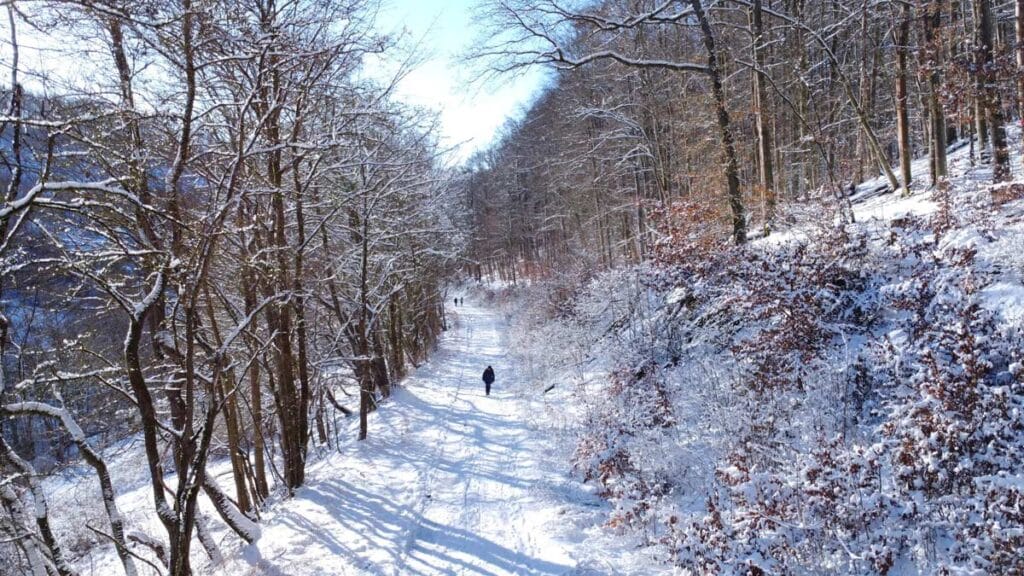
[0,1,544,162]
[374,0,547,160]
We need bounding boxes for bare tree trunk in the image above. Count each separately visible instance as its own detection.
[358,190,373,441]
[123,272,190,575]
[1017,0,1024,160]
[315,386,329,445]
[201,479,259,544]
[290,125,313,465]
[751,0,776,233]
[193,514,223,565]
[854,0,871,186]
[221,371,252,510]
[267,179,304,489]
[974,0,990,152]
[0,481,55,576]
[0,437,75,576]
[923,0,948,185]
[259,46,305,491]
[239,219,270,501]
[795,0,810,198]
[357,336,372,442]
[691,0,747,244]
[202,284,252,515]
[388,296,406,381]
[895,2,913,191]
[372,329,391,399]
[3,404,137,576]
[978,0,1011,181]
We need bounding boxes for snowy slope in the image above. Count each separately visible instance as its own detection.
[50,129,1023,576]
[216,300,647,576]
[482,129,1024,575]
[219,133,1024,576]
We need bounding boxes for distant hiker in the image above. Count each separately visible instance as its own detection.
[454,297,458,307]
[459,297,464,306]
[482,366,495,396]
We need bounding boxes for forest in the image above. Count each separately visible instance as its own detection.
[467,0,1024,573]
[2,0,1023,574]
[469,0,1017,262]
[0,1,461,574]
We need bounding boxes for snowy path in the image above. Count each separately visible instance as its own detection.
[232,300,604,576]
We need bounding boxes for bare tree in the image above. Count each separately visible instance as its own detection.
[0,1,460,574]
[478,0,748,243]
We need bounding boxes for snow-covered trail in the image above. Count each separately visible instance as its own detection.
[231,299,599,576]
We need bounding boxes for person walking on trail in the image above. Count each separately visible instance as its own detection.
[482,365,495,396]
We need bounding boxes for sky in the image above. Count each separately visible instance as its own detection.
[373,0,548,161]
[0,1,546,163]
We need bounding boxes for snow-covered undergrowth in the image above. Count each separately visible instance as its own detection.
[500,143,1024,574]
[36,435,255,575]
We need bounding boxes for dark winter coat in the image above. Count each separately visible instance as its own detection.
[482,366,495,384]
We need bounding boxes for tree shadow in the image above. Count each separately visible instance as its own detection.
[282,479,580,575]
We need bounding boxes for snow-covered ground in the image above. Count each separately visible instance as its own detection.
[212,300,648,576]
[46,130,1023,576]
[41,291,661,576]
[482,129,1024,575]
[208,133,1023,576]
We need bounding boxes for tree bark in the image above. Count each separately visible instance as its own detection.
[388,296,406,381]
[358,187,373,441]
[974,0,990,151]
[978,0,1011,181]
[239,213,270,502]
[751,0,776,232]
[258,20,305,489]
[0,480,55,576]
[1017,0,1024,160]
[290,115,313,464]
[202,283,252,515]
[3,404,137,576]
[0,436,76,576]
[895,1,913,190]
[691,0,747,244]
[923,0,948,185]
